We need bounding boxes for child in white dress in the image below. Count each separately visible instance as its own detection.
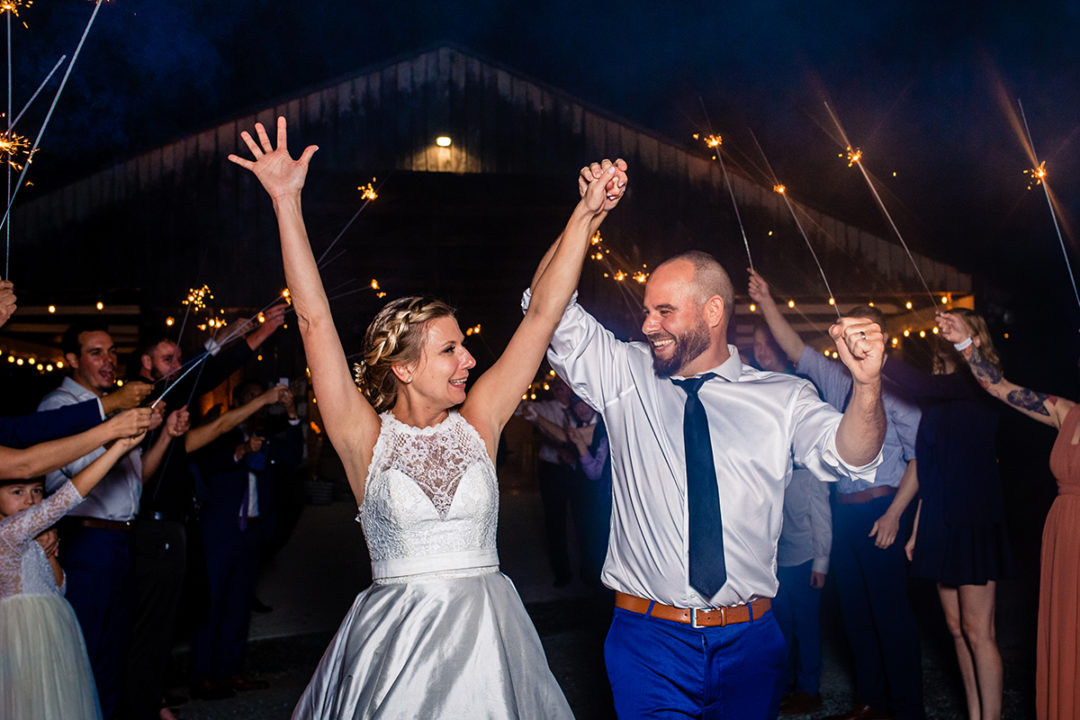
[0,423,145,720]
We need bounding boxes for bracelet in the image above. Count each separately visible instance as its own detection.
[953,337,973,351]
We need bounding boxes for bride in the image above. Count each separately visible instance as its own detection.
[228,117,626,718]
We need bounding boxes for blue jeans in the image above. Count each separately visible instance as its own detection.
[773,560,823,695]
[605,606,786,719]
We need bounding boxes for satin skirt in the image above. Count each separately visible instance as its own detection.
[0,593,102,720]
[292,570,573,719]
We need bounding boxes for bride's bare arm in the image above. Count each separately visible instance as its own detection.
[228,117,380,499]
[463,160,627,452]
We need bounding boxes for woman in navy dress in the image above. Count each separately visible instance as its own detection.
[883,308,1010,720]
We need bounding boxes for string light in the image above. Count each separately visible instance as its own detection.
[95,301,103,311]
[787,299,795,308]
[905,301,913,310]
[749,304,757,312]
[47,305,55,313]
[165,316,174,327]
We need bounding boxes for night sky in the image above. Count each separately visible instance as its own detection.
[11,0,1080,323]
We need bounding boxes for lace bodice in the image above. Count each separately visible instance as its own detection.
[0,481,81,599]
[359,411,499,583]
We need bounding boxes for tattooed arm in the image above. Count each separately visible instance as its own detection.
[939,312,1075,428]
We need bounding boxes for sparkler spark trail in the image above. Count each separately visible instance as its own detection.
[823,102,937,309]
[1016,99,1080,314]
[749,130,841,320]
[315,175,388,268]
[694,100,755,270]
[1,0,105,278]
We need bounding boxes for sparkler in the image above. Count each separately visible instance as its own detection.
[315,175,387,268]
[750,130,841,320]
[693,117,755,270]
[1016,99,1080,314]
[9,56,66,133]
[823,102,937,309]
[1,0,106,278]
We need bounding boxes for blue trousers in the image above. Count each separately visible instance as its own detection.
[773,560,823,695]
[605,606,786,719]
[191,519,260,684]
[61,525,134,719]
[832,497,925,720]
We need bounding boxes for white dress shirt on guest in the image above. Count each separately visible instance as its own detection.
[38,376,143,521]
[526,291,881,608]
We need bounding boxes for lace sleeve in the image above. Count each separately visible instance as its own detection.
[0,481,83,550]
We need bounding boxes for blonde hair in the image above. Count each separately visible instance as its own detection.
[353,296,456,412]
[934,308,1001,375]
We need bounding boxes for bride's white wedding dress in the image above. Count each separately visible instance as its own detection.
[292,410,573,719]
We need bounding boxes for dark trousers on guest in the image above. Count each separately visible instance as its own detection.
[118,519,187,720]
[191,518,260,685]
[773,559,824,696]
[832,496,925,720]
[605,607,786,719]
[61,524,135,719]
[538,460,575,584]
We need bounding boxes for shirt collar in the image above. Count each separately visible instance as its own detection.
[60,375,99,402]
[672,344,743,384]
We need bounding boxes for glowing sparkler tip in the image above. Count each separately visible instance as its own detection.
[590,231,602,245]
[773,184,786,195]
[703,134,722,149]
[845,146,862,167]
[358,178,378,201]
[1025,161,1047,189]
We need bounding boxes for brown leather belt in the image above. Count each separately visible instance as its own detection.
[71,517,134,532]
[615,591,771,628]
[836,485,897,505]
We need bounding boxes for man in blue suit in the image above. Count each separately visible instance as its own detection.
[189,379,302,697]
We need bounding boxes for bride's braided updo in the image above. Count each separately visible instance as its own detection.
[353,296,456,412]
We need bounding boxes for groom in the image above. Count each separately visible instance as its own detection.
[527,168,887,719]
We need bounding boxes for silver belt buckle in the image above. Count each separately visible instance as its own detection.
[691,608,704,628]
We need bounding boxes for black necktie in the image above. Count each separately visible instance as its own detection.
[672,373,726,599]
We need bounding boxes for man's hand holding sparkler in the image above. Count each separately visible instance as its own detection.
[246,303,287,351]
[101,380,152,415]
[829,317,885,387]
[831,316,887,468]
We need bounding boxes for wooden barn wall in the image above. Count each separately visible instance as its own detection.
[11,46,969,314]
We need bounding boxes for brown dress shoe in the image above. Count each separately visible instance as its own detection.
[779,691,824,715]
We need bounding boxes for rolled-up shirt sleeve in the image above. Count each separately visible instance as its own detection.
[790,380,882,483]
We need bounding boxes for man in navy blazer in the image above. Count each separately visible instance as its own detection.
[189,379,302,696]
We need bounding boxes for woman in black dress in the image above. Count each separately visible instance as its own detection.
[884,308,1010,720]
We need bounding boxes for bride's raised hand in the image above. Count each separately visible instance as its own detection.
[227,116,318,201]
[578,158,628,214]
